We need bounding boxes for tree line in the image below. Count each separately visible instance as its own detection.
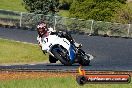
[23,0,132,23]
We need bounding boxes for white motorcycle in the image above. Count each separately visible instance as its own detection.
[41,33,93,66]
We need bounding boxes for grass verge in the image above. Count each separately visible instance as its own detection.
[0,76,131,88]
[0,0,26,12]
[0,38,48,64]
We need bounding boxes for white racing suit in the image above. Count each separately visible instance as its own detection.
[37,27,81,51]
[37,27,55,48]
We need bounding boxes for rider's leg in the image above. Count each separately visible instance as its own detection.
[62,31,74,43]
[62,31,82,48]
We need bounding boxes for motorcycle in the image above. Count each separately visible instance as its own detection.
[41,33,93,66]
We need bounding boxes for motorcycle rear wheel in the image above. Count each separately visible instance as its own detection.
[79,55,90,66]
[78,49,90,66]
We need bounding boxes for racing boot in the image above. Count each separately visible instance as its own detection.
[74,42,82,48]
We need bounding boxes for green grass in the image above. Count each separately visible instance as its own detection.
[57,10,70,17]
[0,14,20,19]
[0,38,48,64]
[0,77,131,88]
[0,0,26,12]
[127,2,132,8]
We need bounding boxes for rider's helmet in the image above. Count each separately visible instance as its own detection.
[37,21,48,37]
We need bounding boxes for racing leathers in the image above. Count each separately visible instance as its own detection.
[37,28,82,52]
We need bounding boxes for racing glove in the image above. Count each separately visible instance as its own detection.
[42,50,47,55]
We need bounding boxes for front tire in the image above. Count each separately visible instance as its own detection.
[51,49,72,66]
[49,55,57,63]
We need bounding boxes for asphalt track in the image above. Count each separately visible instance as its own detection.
[0,27,132,71]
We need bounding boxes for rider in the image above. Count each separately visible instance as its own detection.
[37,21,82,50]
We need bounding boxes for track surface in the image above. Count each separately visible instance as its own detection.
[0,27,132,71]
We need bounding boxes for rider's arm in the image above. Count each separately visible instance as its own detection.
[37,35,42,48]
[48,27,58,35]
[48,27,56,34]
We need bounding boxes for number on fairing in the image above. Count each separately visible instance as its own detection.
[42,38,48,43]
[46,38,48,42]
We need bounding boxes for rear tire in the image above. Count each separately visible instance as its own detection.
[79,55,90,66]
[78,49,90,66]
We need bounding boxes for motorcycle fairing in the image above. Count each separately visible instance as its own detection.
[69,44,76,62]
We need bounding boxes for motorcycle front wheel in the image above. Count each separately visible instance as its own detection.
[49,55,58,63]
[51,49,72,66]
